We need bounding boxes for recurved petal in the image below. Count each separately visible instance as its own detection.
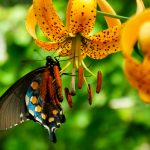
[83,38,120,59]
[33,0,68,42]
[124,57,150,102]
[139,91,150,103]
[85,25,122,43]
[35,39,61,51]
[36,39,72,56]
[136,0,145,15]
[97,0,121,27]
[35,39,73,56]
[66,0,97,35]
[26,5,37,39]
[121,9,150,57]
[138,22,150,56]
[83,26,121,59]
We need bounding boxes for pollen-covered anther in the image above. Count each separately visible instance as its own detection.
[56,87,63,102]
[48,117,54,123]
[88,84,92,105]
[31,81,39,90]
[78,66,83,89]
[96,71,102,93]
[65,87,73,108]
[35,105,42,112]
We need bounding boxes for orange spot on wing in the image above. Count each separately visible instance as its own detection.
[36,105,42,112]
[48,117,54,123]
[31,96,37,104]
[41,113,47,120]
[31,81,39,90]
[52,110,58,115]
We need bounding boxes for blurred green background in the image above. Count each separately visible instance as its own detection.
[0,0,150,150]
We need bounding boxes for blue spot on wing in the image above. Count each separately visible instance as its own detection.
[26,86,43,122]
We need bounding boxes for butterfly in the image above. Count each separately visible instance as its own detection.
[0,56,65,143]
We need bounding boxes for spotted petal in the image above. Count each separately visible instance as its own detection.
[125,57,150,103]
[33,0,68,42]
[66,0,97,35]
[83,25,122,59]
[121,9,150,57]
[97,0,121,27]
[35,39,72,56]
[26,5,37,39]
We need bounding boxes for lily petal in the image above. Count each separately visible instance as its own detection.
[83,38,120,59]
[121,9,150,57]
[97,0,121,27]
[26,5,37,39]
[35,39,72,55]
[138,21,150,57]
[85,25,122,43]
[66,0,97,35]
[136,0,145,15]
[124,57,150,103]
[33,0,68,42]
[139,91,150,103]
[83,25,121,59]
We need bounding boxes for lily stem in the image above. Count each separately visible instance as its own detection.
[97,10,129,20]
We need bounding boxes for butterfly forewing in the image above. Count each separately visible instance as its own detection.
[0,67,45,130]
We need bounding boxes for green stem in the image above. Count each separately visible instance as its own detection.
[97,10,129,21]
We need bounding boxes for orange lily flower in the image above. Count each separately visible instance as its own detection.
[26,0,121,105]
[121,8,150,103]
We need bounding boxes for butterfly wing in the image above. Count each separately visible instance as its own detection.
[0,67,45,130]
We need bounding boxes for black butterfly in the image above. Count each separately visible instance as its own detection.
[0,56,65,143]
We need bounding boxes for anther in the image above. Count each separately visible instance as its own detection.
[57,87,63,102]
[96,71,102,93]
[88,84,92,105]
[78,66,83,89]
[65,88,73,108]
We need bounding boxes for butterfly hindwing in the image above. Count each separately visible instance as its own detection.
[25,69,65,143]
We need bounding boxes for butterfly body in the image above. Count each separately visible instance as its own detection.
[0,56,65,143]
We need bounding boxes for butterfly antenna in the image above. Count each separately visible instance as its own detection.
[33,49,45,60]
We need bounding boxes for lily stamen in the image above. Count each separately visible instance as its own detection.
[96,71,102,93]
[78,66,84,89]
[88,84,92,105]
[65,87,73,108]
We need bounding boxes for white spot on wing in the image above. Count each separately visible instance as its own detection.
[20,113,23,118]
[25,95,29,105]
[51,127,56,132]
[57,122,61,126]
[35,117,42,123]
[60,110,63,115]
[29,110,34,116]
[44,125,49,131]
